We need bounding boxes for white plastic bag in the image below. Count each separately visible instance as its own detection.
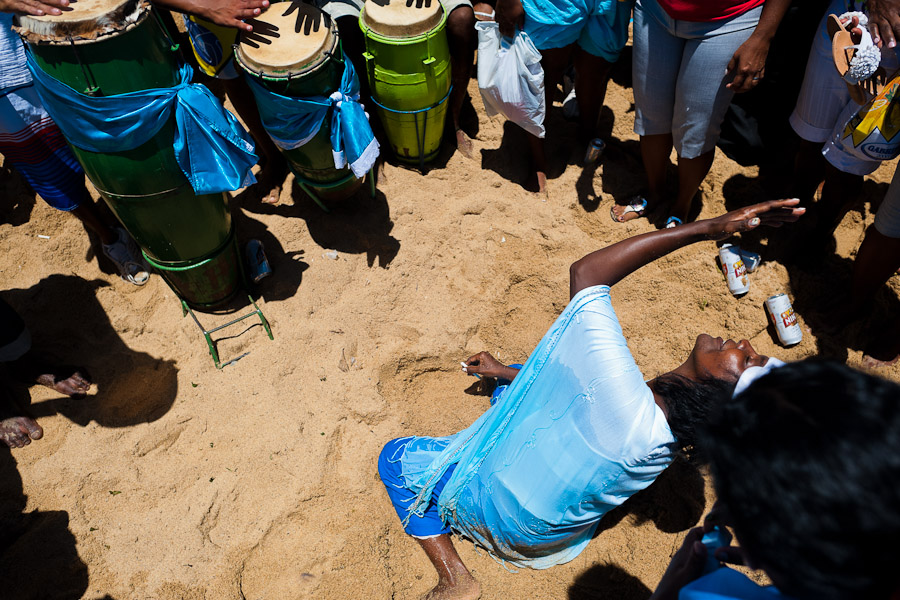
[476,22,545,138]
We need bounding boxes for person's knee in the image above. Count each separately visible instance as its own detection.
[377,438,407,483]
[446,6,475,43]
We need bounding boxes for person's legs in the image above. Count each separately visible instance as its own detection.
[0,87,148,283]
[0,297,91,399]
[416,535,480,600]
[379,438,478,599]
[620,0,682,221]
[668,151,715,223]
[790,139,829,204]
[527,45,573,194]
[668,11,759,223]
[222,76,288,204]
[572,47,612,142]
[445,3,477,159]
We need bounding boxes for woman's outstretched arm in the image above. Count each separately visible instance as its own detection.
[569,199,804,298]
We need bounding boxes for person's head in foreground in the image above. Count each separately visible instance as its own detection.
[653,360,900,600]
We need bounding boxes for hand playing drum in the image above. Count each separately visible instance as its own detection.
[0,0,70,17]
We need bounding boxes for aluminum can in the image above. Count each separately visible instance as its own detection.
[584,138,606,165]
[245,239,272,283]
[766,293,803,346]
[738,248,761,273]
[719,245,750,296]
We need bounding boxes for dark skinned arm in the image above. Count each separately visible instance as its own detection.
[152,0,269,31]
[569,199,805,299]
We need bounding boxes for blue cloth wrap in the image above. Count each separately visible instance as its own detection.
[680,568,789,599]
[24,54,257,195]
[379,437,456,537]
[522,0,634,61]
[243,56,379,179]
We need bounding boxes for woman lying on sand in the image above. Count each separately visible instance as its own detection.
[378,199,803,600]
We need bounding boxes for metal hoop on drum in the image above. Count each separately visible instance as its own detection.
[369,84,452,171]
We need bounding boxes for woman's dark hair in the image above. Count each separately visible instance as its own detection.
[699,360,900,600]
[653,373,735,460]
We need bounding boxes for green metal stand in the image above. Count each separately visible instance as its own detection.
[182,295,274,369]
[296,168,376,212]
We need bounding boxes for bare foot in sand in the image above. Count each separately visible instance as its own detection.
[0,416,42,448]
[861,328,900,369]
[455,129,476,161]
[0,392,42,449]
[35,370,92,398]
[421,573,481,600]
[256,154,288,205]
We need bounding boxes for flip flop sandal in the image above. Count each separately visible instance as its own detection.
[830,12,883,104]
[665,216,683,229]
[610,196,648,223]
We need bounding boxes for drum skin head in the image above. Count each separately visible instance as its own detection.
[237,4,336,77]
[363,0,442,38]
[16,0,146,41]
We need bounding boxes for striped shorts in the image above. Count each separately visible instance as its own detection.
[0,84,84,211]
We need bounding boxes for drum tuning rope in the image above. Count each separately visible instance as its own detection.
[67,39,100,96]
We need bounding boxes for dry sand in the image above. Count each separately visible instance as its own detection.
[2,50,900,600]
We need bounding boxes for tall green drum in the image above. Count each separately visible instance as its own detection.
[359,0,450,165]
[234,5,364,203]
[16,0,232,264]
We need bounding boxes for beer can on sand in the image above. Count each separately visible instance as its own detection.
[766,293,803,346]
[584,138,606,165]
[738,248,761,273]
[719,245,750,296]
[245,239,272,283]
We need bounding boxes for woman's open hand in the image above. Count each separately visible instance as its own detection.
[703,198,805,241]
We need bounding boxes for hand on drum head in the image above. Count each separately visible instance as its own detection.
[0,0,71,16]
[369,0,433,6]
[281,0,324,35]
[242,18,280,48]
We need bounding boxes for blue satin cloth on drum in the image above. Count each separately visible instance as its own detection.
[24,54,257,195]
[398,285,676,569]
[244,56,379,178]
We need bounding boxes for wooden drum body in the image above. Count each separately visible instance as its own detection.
[17,0,241,309]
[235,6,365,204]
[359,0,451,165]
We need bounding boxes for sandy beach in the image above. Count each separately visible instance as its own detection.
[2,44,899,599]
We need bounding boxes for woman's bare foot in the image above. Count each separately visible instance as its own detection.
[861,327,900,369]
[455,129,476,160]
[256,153,289,205]
[421,572,481,600]
[0,416,42,448]
[35,369,92,397]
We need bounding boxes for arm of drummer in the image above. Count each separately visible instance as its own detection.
[568,200,805,298]
[0,0,69,17]
[152,0,269,31]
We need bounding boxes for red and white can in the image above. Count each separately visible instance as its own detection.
[765,293,802,346]
[719,245,749,296]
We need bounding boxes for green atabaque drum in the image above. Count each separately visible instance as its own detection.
[143,228,244,309]
[17,0,232,263]
[359,0,450,164]
[235,4,364,203]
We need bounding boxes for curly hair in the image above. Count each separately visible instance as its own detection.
[699,360,900,600]
[652,373,736,461]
